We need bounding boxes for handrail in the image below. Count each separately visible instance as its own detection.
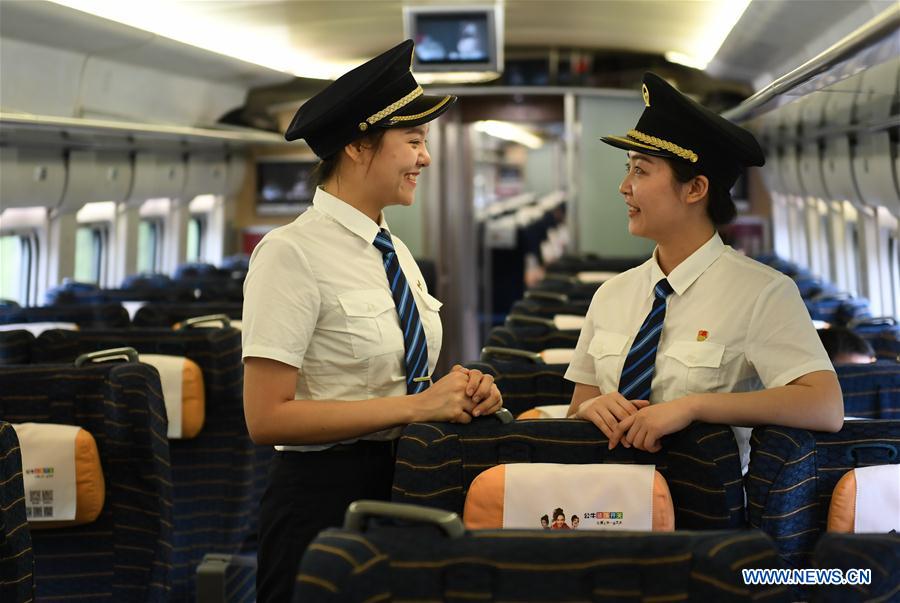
[723,4,900,122]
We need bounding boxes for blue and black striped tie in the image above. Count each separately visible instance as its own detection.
[373,229,430,394]
[617,278,674,401]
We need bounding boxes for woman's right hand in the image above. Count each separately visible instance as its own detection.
[413,370,476,424]
[573,392,650,448]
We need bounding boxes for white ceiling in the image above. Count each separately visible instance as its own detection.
[1,0,895,89]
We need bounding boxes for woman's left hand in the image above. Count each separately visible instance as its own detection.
[451,365,503,417]
[610,397,696,452]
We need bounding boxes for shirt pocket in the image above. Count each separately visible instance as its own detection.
[587,329,630,386]
[415,291,443,373]
[663,340,726,393]
[338,289,403,359]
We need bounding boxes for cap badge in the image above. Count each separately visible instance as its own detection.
[642,83,650,107]
[358,122,368,132]
[696,330,709,342]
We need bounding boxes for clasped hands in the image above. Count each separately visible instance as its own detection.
[573,392,694,452]
[417,364,503,424]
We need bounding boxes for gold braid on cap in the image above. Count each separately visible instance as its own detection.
[388,95,452,124]
[360,85,424,131]
[628,129,698,163]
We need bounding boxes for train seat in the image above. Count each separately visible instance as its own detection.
[463,463,675,531]
[138,354,206,440]
[132,302,243,328]
[509,292,590,319]
[30,326,254,602]
[12,423,105,528]
[826,464,900,533]
[484,319,580,352]
[0,359,172,601]
[835,361,900,419]
[811,533,900,602]
[465,351,572,417]
[746,420,900,569]
[0,421,34,603]
[0,303,131,328]
[392,419,745,530]
[294,501,787,602]
[0,329,35,364]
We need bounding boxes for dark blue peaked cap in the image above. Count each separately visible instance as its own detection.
[602,72,765,188]
[285,39,457,159]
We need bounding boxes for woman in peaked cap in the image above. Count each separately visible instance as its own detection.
[564,73,842,472]
[241,40,502,602]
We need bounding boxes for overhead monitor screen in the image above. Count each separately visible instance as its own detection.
[255,159,316,215]
[414,12,490,64]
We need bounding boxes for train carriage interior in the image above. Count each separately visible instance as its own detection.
[0,1,899,602]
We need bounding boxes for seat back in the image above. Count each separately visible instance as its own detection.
[393,419,745,529]
[811,533,900,602]
[32,327,252,601]
[0,303,130,328]
[835,361,900,419]
[0,421,34,603]
[464,358,572,417]
[746,420,900,568]
[509,296,590,319]
[484,321,580,352]
[132,303,243,328]
[0,363,172,601]
[295,502,786,602]
[0,330,34,365]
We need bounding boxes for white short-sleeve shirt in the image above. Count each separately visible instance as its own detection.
[242,187,443,450]
[564,233,835,469]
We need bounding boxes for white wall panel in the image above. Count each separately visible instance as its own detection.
[0,147,67,209]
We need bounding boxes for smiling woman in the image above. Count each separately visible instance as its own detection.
[566,72,843,472]
[239,39,505,603]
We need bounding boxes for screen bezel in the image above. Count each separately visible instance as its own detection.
[254,156,318,216]
[403,4,504,74]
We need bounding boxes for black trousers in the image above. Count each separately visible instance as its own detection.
[256,441,395,603]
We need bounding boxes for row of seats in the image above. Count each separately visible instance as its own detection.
[756,254,900,360]
[0,301,243,335]
[0,319,264,602]
[280,250,899,600]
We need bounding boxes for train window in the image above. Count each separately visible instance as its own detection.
[186,216,204,262]
[137,219,162,272]
[889,232,900,317]
[839,201,860,296]
[74,225,107,284]
[0,235,29,305]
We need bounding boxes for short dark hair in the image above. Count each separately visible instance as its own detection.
[817,327,875,362]
[311,128,388,186]
[666,158,737,225]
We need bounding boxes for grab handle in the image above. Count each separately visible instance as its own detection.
[74,346,139,367]
[343,500,465,538]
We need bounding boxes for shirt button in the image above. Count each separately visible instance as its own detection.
[367,304,374,311]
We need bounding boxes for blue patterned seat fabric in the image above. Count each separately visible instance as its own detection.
[484,323,580,352]
[131,302,243,327]
[0,330,35,365]
[747,421,900,570]
[295,519,788,601]
[31,327,254,602]
[393,419,745,530]
[0,363,172,601]
[811,533,900,602]
[835,361,900,419]
[463,359,573,417]
[0,303,130,328]
[0,421,34,603]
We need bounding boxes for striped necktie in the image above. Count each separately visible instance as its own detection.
[617,278,674,401]
[373,229,430,394]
